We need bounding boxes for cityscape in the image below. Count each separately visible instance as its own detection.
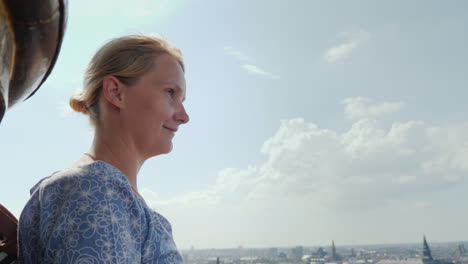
[181,237,468,264]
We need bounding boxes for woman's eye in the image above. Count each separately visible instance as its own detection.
[166,89,175,96]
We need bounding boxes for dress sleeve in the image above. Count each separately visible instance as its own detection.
[157,216,185,264]
[141,211,184,264]
[36,170,144,263]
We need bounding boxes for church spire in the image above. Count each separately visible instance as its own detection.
[332,240,337,259]
[331,240,341,261]
[423,235,433,261]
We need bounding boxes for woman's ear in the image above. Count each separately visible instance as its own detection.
[102,75,125,109]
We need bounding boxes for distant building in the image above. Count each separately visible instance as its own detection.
[454,244,467,258]
[310,247,328,264]
[278,252,288,260]
[207,257,224,264]
[268,247,278,259]
[292,246,304,260]
[331,240,342,262]
[454,244,468,264]
[422,235,453,264]
[377,258,422,264]
[315,248,328,258]
[423,236,434,264]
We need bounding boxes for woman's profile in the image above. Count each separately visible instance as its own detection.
[18,35,189,263]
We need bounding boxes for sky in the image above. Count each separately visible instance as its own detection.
[1,0,468,250]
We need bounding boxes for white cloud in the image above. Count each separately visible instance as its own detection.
[342,97,404,121]
[144,167,257,208]
[224,46,280,79]
[324,29,371,63]
[155,98,468,207]
[241,64,280,79]
[224,46,253,61]
[143,97,468,248]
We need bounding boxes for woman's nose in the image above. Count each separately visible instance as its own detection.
[175,104,189,124]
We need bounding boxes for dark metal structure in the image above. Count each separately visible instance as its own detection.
[0,0,67,261]
[423,235,434,262]
[0,0,67,123]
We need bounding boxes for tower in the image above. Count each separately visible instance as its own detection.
[331,240,341,261]
[332,241,336,258]
[459,244,467,255]
[422,235,434,264]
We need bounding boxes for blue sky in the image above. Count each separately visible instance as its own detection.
[1,0,468,249]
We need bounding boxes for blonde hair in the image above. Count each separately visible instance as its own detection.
[69,35,184,126]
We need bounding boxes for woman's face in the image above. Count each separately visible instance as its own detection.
[122,53,189,158]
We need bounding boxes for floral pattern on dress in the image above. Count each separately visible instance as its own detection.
[18,161,183,264]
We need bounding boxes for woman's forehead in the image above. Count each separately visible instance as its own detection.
[149,54,185,83]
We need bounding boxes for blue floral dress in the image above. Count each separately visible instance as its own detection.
[18,160,183,264]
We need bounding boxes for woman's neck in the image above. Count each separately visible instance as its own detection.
[88,127,145,192]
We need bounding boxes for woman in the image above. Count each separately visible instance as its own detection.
[18,35,189,263]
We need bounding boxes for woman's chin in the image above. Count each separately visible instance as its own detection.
[150,143,173,157]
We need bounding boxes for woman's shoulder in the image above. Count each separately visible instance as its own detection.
[22,161,144,226]
[32,160,130,196]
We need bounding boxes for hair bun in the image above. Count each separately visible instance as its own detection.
[69,94,89,115]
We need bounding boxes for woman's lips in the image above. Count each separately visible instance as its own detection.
[163,126,177,132]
